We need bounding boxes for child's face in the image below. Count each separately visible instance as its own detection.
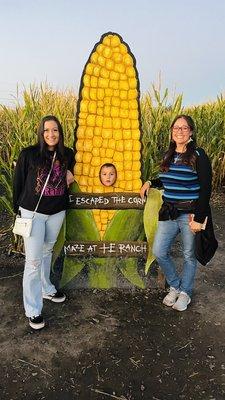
[100,166,117,186]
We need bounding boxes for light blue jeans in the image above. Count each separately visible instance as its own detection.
[20,207,65,318]
[152,213,197,297]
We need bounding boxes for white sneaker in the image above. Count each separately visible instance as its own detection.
[163,287,180,307]
[172,291,191,311]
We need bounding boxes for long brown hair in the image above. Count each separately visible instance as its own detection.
[160,115,197,172]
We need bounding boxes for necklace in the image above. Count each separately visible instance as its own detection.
[174,152,182,163]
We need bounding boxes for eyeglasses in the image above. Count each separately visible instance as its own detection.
[172,126,190,132]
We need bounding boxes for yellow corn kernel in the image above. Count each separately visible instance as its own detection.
[111,107,119,117]
[86,63,94,75]
[133,171,141,179]
[86,115,95,127]
[80,100,89,112]
[112,118,121,129]
[83,74,91,86]
[93,65,101,77]
[103,117,112,128]
[76,126,85,139]
[102,139,108,148]
[105,148,114,158]
[111,97,120,106]
[100,67,109,79]
[124,151,132,161]
[112,52,123,63]
[83,164,90,175]
[100,148,106,157]
[133,161,141,171]
[75,151,83,163]
[109,80,119,89]
[115,141,124,151]
[110,71,119,80]
[105,88,113,96]
[96,43,104,54]
[126,171,133,181]
[119,81,129,91]
[114,151,123,162]
[93,136,102,148]
[104,106,111,117]
[132,129,140,140]
[120,90,127,100]
[104,97,111,106]
[90,88,97,100]
[98,55,105,66]
[133,141,141,151]
[115,63,125,73]
[113,130,123,140]
[97,88,105,100]
[102,128,112,138]
[121,119,130,129]
[108,139,116,149]
[83,152,92,163]
[83,139,93,152]
[105,59,114,70]
[98,77,108,88]
[92,156,101,166]
[93,148,100,156]
[91,76,98,88]
[121,100,129,109]
[97,107,104,116]
[88,101,97,114]
[75,163,82,175]
[123,54,133,66]
[124,140,133,151]
[120,109,129,118]
[76,140,84,151]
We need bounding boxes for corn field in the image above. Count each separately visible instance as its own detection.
[0,83,225,217]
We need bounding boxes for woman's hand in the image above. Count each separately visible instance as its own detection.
[66,170,74,187]
[189,220,202,233]
[140,181,151,199]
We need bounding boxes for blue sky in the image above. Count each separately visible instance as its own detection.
[0,0,225,106]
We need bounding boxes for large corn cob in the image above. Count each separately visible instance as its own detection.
[74,33,142,237]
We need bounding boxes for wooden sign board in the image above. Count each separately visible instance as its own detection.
[68,192,146,209]
[64,240,148,258]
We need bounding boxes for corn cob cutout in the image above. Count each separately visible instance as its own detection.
[74,32,142,237]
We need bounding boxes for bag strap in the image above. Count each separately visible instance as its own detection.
[33,151,56,214]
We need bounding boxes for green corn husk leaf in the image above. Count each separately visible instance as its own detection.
[60,257,84,288]
[143,188,163,274]
[102,209,145,287]
[119,258,145,289]
[88,258,117,289]
[103,209,144,241]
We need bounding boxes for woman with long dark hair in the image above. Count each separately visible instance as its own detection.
[13,115,74,329]
[140,115,212,311]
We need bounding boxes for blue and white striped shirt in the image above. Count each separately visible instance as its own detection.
[159,162,200,202]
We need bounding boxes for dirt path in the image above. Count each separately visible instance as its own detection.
[0,195,225,400]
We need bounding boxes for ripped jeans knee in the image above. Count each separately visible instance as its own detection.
[25,258,42,270]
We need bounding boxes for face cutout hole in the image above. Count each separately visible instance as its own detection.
[99,163,117,187]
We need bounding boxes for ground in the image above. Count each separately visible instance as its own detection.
[0,194,225,400]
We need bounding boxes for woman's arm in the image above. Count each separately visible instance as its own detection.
[140,178,162,199]
[13,149,29,214]
[194,148,212,223]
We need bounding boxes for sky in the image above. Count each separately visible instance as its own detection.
[0,0,225,107]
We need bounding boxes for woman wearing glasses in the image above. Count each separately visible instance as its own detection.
[140,115,212,311]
